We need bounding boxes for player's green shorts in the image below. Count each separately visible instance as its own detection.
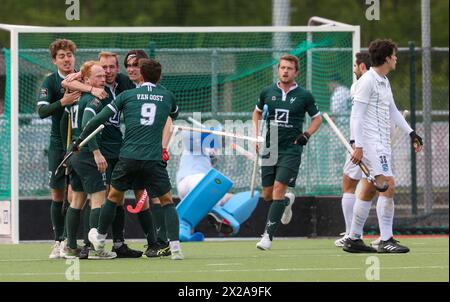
[69,151,106,194]
[111,158,171,197]
[105,157,119,185]
[47,145,66,190]
[261,151,302,188]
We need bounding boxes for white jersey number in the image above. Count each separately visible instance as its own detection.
[70,104,79,129]
[140,103,156,126]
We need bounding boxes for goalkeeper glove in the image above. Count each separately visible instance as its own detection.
[409,131,423,147]
[294,131,311,145]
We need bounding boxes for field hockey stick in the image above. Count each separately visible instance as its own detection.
[55,124,105,175]
[250,104,269,197]
[127,189,148,214]
[391,110,409,145]
[187,116,204,128]
[323,112,389,192]
[62,111,72,215]
[173,125,264,143]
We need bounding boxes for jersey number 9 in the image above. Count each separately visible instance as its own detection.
[140,103,156,126]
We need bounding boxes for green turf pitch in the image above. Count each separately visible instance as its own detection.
[0,238,447,282]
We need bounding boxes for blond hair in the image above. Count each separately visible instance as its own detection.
[98,51,119,66]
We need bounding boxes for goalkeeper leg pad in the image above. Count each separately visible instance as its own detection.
[209,191,260,236]
[176,168,232,241]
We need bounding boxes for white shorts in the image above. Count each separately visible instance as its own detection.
[362,144,393,178]
[343,153,362,180]
[177,173,232,206]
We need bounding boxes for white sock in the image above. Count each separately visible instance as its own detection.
[169,240,181,252]
[349,199,372,239]
[376,196,394,241]
[342,193,356,235]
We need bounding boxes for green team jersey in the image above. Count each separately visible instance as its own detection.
[101,85,122,159]
[67,92,104,152]
[257,82,320,151]
[82,82,178,161]
[99,73,137,159]
[37,72,67,148]
[116,72,136,92]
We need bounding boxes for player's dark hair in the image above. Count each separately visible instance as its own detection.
[49,39,76,58]
[124,49,149,68]
[368,39,398,67]
[139,59,162,83]
[355,52,371,69]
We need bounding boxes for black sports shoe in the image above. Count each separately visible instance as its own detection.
[156,243,171,257]
[207,212,233,235]
[79,244,90,260]
[112,243,143,258]
[145,241,171,258]
[343,238,377,253]
[144,243,161,258]
[377,237,410,253]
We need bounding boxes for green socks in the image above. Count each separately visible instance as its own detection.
[137,209,157,246]
[82,204,91,246]
[152,204,167,242]
[97,199,117,235]
[112,205,125,243]
[163,204,179,242]
[66,207,81,249]
[264,199,286,240]
[50,201,64,241]
[90,207,101,229]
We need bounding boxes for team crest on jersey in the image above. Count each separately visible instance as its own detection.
[60,87,66,94]
[271,96,276,101]
[40,88,48,98]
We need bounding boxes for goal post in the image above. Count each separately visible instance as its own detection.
[0,24,360,243]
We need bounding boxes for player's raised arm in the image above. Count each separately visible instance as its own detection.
[62,77,108,100]
[77,104,115,144]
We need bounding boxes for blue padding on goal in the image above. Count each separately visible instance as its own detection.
[210,190,260,236]
[176,168,232,242]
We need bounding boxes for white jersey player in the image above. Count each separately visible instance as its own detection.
[335,52,371,247]
[343,39,423,254]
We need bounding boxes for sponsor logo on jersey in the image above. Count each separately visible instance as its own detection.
[290,97,296,104]
[274,109,289,124]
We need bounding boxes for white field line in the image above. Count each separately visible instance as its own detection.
[0,265,448,278]
[207,263,243,266]
[0,252,447,263]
